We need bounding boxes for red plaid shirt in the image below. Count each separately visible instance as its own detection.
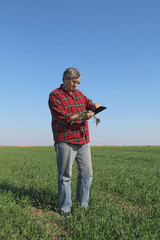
[48,84,96,144]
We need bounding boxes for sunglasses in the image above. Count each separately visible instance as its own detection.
[67,79,80,85]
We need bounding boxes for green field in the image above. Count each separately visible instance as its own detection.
[0,146,160,239]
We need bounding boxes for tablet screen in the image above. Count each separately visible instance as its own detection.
[93,106,107,115]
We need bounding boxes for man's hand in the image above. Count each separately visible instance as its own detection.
[82,111,94,120]
[70,111,94,122]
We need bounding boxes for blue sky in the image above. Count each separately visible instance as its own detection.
[0,0,160,146]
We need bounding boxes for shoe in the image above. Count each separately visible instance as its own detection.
[59,210,71,217]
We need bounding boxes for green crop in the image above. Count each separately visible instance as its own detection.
[0,146,160,239]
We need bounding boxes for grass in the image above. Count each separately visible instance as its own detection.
[0,146,160,239]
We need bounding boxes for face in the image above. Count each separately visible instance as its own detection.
[63,77,80,92]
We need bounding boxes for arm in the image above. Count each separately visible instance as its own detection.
[70,95,101,121]
[84,95,101,111]
[70,111,94,122]
[70,103,102,121]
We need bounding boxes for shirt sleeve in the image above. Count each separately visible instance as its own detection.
[84,96,96,111]
[48,92,74,124]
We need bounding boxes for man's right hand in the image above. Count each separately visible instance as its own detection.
[82,111,94,120]
[70,111,94,122]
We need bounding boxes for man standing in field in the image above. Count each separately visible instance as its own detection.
[48,67,100,216]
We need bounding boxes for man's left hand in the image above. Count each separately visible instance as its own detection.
[95,104,101,108]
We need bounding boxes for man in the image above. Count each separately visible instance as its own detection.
[48,67,100,216]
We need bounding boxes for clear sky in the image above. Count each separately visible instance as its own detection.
[0,0,160,146]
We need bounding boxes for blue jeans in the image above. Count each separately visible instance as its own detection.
[55,142,93,213]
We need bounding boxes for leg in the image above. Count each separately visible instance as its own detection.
[55,142,76,213]
[76,143,93,208]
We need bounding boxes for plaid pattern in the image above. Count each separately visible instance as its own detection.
[48,84,96,144]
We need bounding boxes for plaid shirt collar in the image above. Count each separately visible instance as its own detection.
[60,84,74,95]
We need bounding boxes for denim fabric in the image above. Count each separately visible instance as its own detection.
[55,142,93,213]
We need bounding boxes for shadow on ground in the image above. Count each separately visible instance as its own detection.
[0,181,58,212]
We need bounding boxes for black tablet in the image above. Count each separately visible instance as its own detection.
[93,106,107,115]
